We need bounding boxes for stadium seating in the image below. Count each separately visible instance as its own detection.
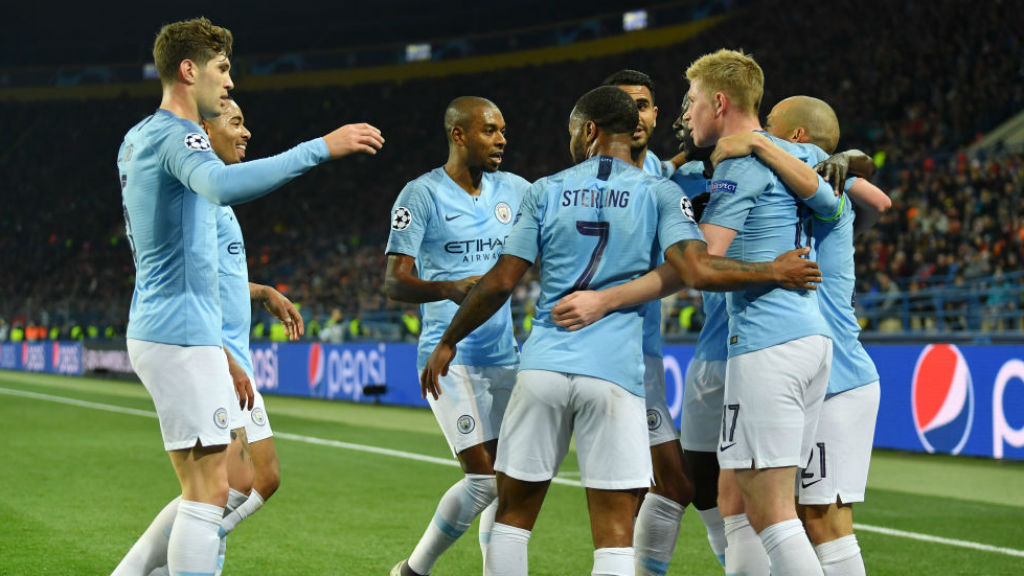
[0,0,1021,339]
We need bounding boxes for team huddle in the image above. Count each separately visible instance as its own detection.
[114,15,888,576]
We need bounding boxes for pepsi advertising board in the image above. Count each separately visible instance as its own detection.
[3,340,1020,460]
[0,341,83,376]
[869,344,1024,460]
[245,342,1024,460]
[657,344,1024,461]
[249,342,428,409]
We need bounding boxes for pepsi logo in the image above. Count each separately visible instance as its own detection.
[911,344,975,454]
[308,342,324,389]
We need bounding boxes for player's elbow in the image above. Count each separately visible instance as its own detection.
[383,275,406,302]
[684,264,715,291]
[874,194,893,213]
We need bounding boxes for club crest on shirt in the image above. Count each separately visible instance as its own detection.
[392,206,413,231]
[213,407,229,429]
[457,414,476,434]
[494,202,513,224]
[184,132,211,152]
[680,196,695,222]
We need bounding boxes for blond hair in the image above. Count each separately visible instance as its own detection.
[685,49,763,116]
[153,17,233,86]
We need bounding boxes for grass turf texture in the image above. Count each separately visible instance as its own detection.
[0,371,1022,575]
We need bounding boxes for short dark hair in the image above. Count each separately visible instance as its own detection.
[601,69,656,103]
[572,86,640,136]
[153,17,233,86]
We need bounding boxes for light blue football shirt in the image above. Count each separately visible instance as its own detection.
[639,150,689,358]
[217,206,254,379]
[812,180,879,396]
[385,167,529,370]
[672,161,729,362]
[119,109,328,346]
[503,155,702,396]
[701,133,838,357]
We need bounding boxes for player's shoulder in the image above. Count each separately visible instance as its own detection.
[766,133,827,164]
[490,170,531,188]
[138,109,209,152]
[402,167,448,198]
[715,151,769,183]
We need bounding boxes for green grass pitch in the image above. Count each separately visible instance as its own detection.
[0,371,1021,575]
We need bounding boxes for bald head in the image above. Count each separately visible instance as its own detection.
[767,96,840,154]
[444,96,499,143]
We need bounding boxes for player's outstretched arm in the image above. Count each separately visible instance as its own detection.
[846,178,891,234]
[322,123,385,158]
[250,283,304,341]
[421,255,530,400]
[384,254,481,304]
[179,123,383,207]
[713,132,829,201]
[223,346,254,410]
[552,263,684,331]
[667,240,821,292]
[842,149,877,179]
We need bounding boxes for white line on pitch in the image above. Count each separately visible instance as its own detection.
[3,384,1022,557]
[852,523,1024,558]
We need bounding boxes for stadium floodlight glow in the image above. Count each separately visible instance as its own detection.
[405,43,432,62]
[623,9,648,32]
[142,62,159,79]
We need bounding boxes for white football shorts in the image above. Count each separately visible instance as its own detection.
[681,358,727,453]
[422,364,517,456]
[128,339,234,451]
[798,381,880,505]
[718,335,832,470]
[495,369,652,490]
[644,354,679,446]
[244,386,274,444]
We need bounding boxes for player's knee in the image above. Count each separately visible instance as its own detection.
[801,503,853,544]
[465,473,498,511]
[650,473,694,506]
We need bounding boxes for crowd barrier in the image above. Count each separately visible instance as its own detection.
[2,340,1020,460]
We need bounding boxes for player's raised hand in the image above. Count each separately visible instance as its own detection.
[446,275,482,304]
[323,123,385,158]
[816,153,849,196]
[421,342,456,400]
[772,247,821,291]
[552,290,609,331]
[710,131,767,167]
[260,286,304,341]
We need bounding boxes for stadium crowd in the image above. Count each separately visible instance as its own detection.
[0,0,1022,340]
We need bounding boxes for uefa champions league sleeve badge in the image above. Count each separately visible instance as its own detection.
[184,133,212,152]
[392,206,413,231]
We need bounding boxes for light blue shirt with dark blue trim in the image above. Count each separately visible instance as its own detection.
[503,156,702,396]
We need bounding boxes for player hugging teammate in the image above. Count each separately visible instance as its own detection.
[401,50,886,576]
